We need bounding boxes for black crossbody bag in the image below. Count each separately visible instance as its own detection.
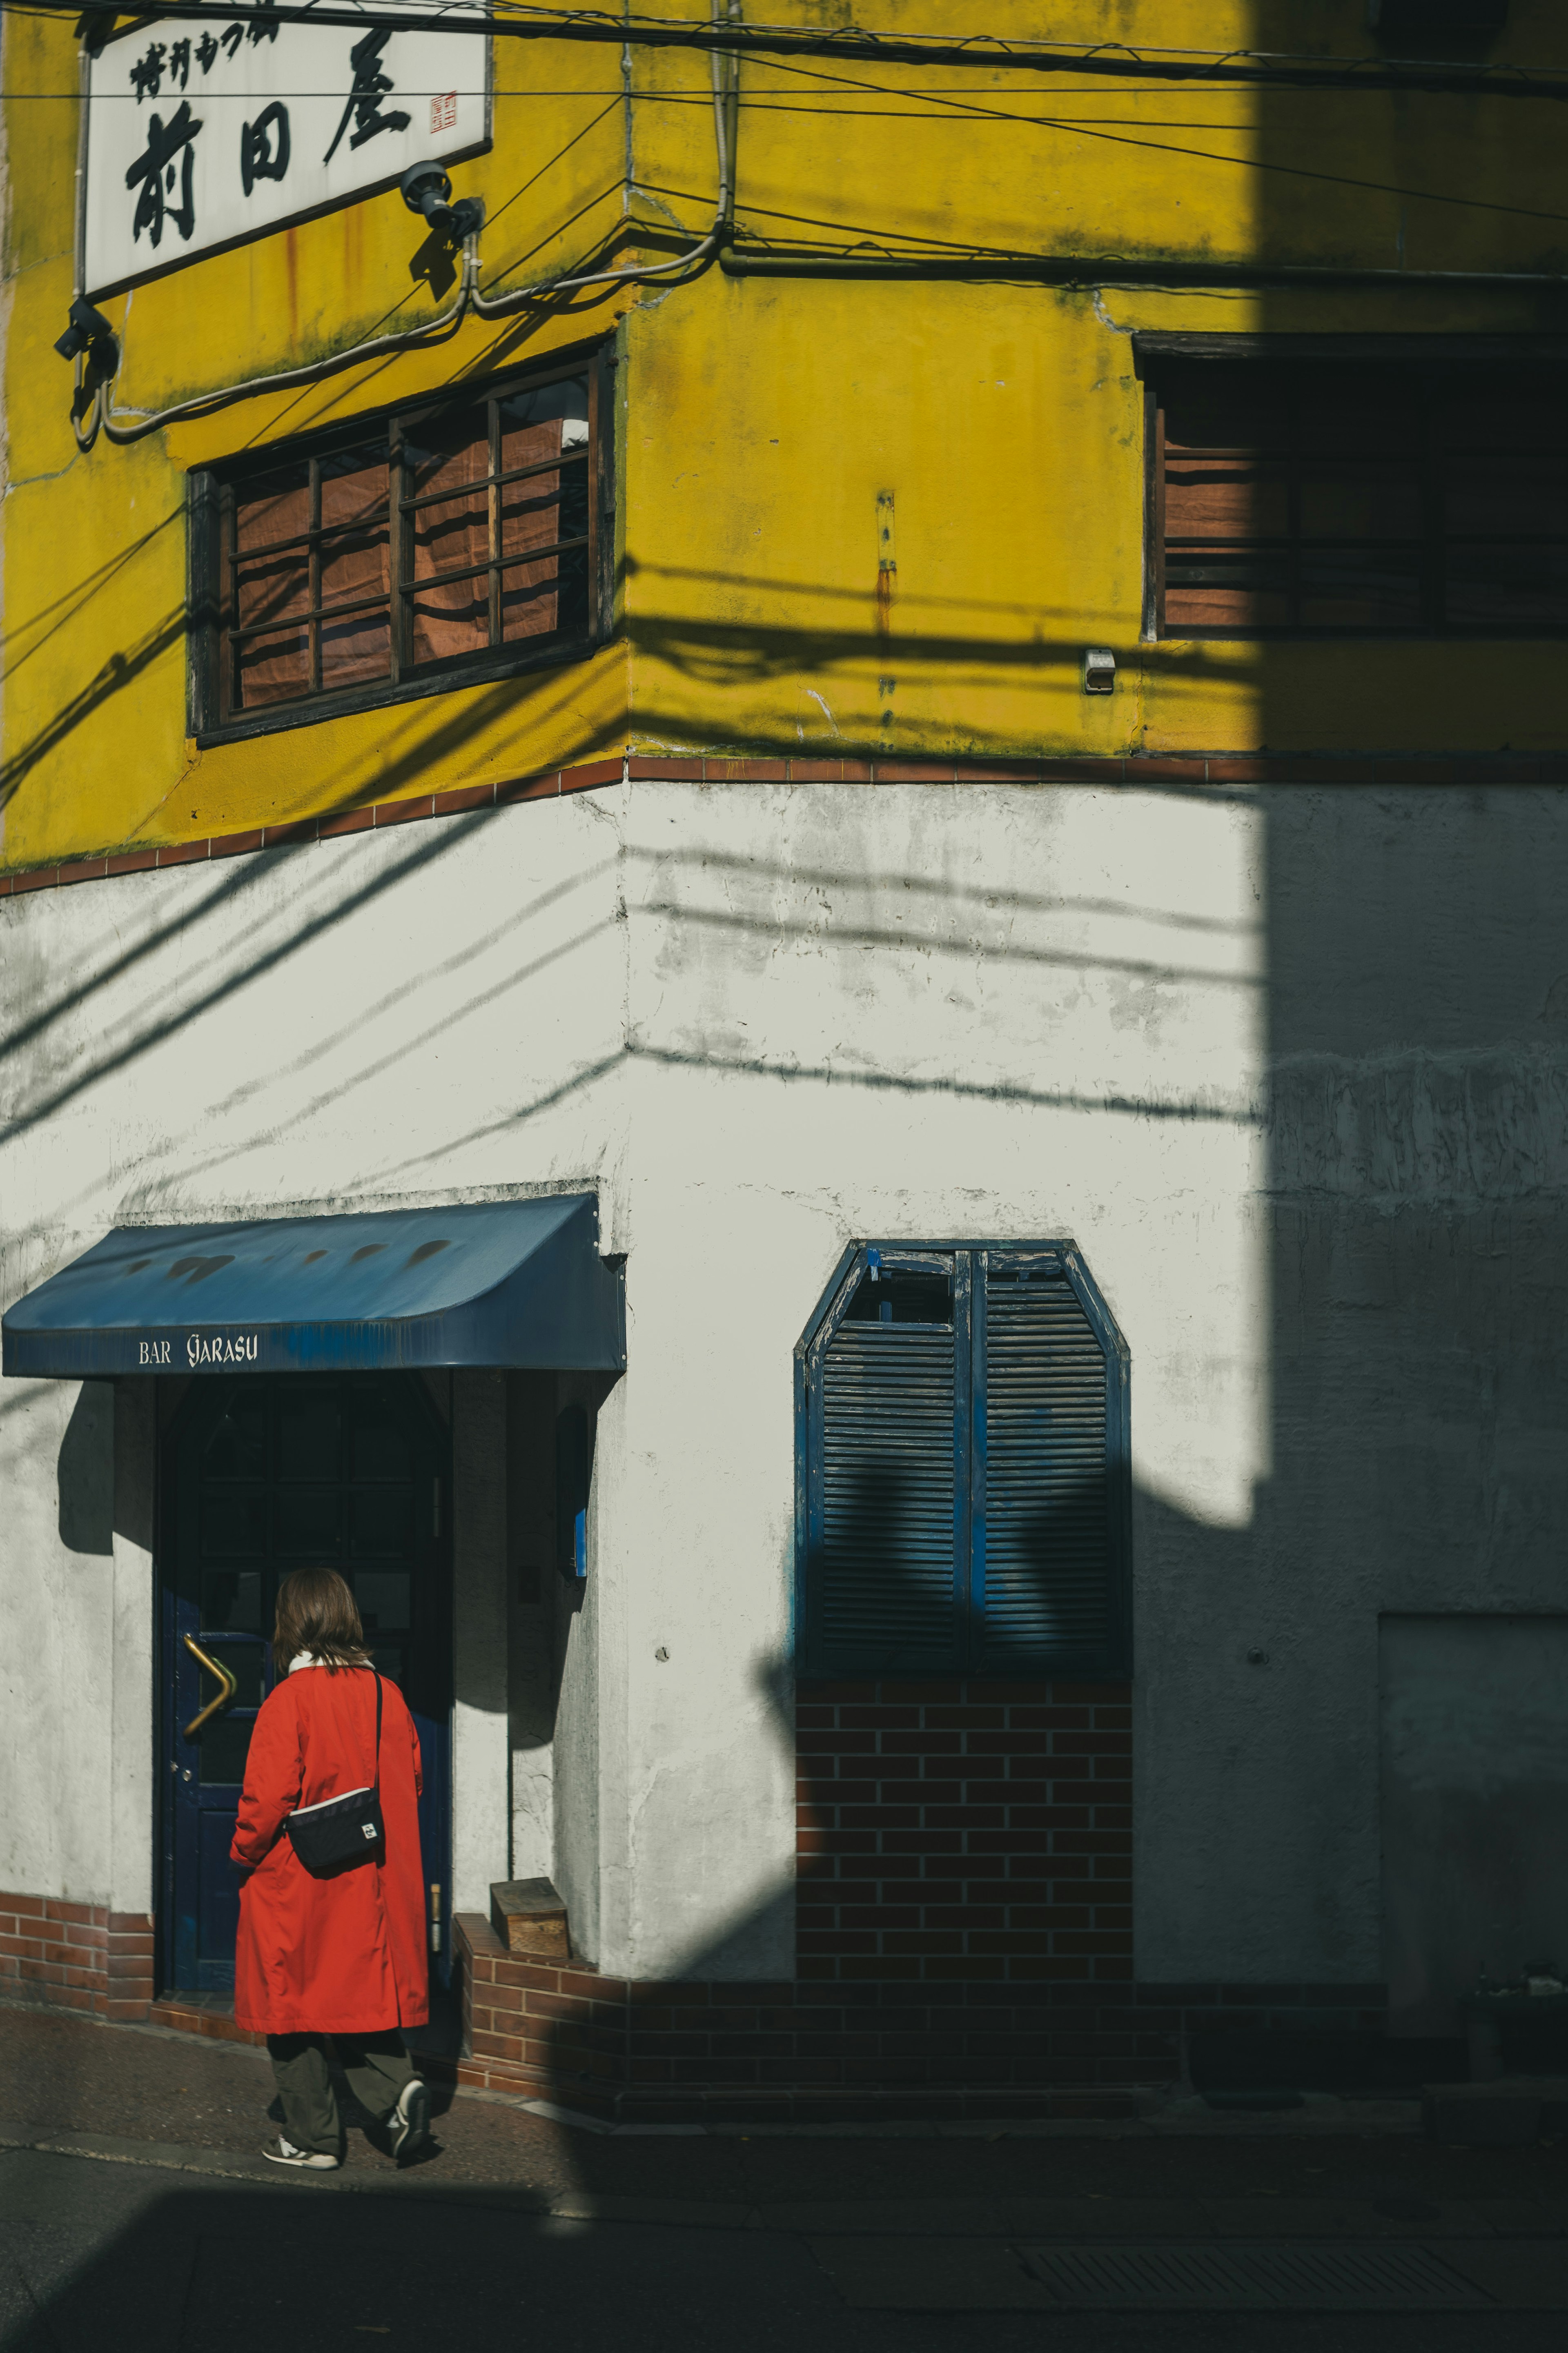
[285,1669,385,1872]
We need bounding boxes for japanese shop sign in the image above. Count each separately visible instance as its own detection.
[83,9,490,299]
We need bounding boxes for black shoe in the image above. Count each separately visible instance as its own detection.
[387,2077,430,2160]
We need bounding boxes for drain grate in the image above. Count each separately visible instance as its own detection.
[1018,2242,1492,2312]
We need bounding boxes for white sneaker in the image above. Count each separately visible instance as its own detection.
[263,2135,339,2170]
[387,2078,430,2160]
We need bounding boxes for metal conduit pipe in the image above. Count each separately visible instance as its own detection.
[719,247,1568,293]
[75,276,479,451]
[470,0,737,316]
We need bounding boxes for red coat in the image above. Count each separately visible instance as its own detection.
[231,1664,429,2036]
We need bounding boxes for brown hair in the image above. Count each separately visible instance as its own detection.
[272,1568,372,1676]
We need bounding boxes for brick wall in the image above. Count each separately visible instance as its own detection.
[795,1678,1132,1983]
[446,1678,1178,2123]
[458,1913,628,2103]
[448,1676,1396,2120]
[453,1942,1179,2123]
[0,1891,154,2020]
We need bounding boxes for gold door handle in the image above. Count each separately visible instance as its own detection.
[182,1634,238,1738]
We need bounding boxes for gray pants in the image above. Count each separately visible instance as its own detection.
[267,2031,415,2157]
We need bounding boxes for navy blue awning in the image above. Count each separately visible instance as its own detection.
[2,1196,624,1378]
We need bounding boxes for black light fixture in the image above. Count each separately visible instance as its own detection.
[400,163,484,243]
[54,297,119,372]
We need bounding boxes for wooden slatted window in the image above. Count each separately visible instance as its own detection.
[189,354,610,737]
[1154,360,1568,637]
[979,1262,1114,1667]
[798,1245,1129,1678]
[814,1257,966,1672]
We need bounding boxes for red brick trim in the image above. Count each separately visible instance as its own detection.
[146,1996,265,2047]
[449,1914,1164,2123]
[0,759,623,899]
[0,1890,154,2021]
[6,1885,1380,2122]
[445,1922,1396,2124]
[6,749,1568,900]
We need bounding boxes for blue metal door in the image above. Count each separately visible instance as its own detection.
[159,1374,452,1995]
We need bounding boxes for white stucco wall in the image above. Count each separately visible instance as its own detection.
[3,778,1564,1988]
[0,802,627,1921]
[451,1369,510,1915]
[0,1376,116,1903]
[507,1370,561,1884]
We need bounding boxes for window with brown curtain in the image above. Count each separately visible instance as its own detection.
[1152,361,1568,637]
[194,361,604,733]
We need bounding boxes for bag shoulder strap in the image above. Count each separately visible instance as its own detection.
[371,1669,382,1798]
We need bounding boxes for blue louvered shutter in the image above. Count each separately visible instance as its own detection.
[976,1255,1120,1671]
[808,1269,963,1673]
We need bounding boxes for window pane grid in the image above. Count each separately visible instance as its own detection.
[218,370,595,720]
[308,457,322,695]
[488,400,502,649]
[393,445,588,520]
[1156,362,1568,637]
[229,589,390,642]
[394,534,590,600]
[230,512,396,566]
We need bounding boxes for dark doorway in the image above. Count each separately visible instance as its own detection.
[156,1374,451,1996]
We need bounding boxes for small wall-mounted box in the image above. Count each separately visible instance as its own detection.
[1083,646,1116,695]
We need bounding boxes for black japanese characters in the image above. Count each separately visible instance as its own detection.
[323,31,411,167]
[241,102,292,197]
[125,102,203,247]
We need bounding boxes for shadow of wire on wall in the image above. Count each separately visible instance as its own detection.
[520,809,1568,2120]
[1250,0,1568,2088]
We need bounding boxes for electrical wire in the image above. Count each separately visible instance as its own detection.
[10,1,1568,102]
[69,0,738,446]
[470,0,736,314]
[730,48,1568,230]
[75,267,477,447]
[53,2,1568,446]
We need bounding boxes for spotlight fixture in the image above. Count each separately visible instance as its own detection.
[400,163,484,243]
[53,297,119,371]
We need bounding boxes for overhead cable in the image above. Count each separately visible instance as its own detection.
[20,2,1568,102]
[471,0,736,314]
[71,0,738,445]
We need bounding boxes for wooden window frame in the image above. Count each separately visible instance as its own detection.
[794,1239,1132,1682]
[187,346,616,744]
[1138,339,1568,642]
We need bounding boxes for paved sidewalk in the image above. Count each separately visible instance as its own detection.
[4,1999,1568,2208]
[7,2002,1568,2344]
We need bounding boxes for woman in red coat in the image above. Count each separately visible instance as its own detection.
[231,1567,432,2170]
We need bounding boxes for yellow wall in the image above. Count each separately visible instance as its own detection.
[4,2,1566,869]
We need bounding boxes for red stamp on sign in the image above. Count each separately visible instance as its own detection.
[430,92,458,134]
